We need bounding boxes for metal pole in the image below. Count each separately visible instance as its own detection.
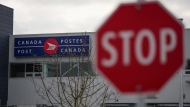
[179,18,183,107]
[180,69,184,107]
[137,95,145,107]
[136,85,145,107]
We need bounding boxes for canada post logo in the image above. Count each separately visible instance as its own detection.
[14,35,90,57]
[44,38,59,54]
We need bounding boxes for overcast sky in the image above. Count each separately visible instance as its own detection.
[1,0,190,34]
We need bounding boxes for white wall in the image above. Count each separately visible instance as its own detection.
[7,74,190,106]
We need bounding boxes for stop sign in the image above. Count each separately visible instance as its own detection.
[96,1,184,93]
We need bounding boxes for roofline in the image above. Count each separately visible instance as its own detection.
[0,4,13,10]
[10,28,190,36]
[11,32,95,37]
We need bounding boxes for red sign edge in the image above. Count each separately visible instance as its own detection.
[95,1,185,95]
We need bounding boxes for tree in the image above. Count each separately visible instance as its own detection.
[31,34,119,107]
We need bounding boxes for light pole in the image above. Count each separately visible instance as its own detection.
[179,18,183,107]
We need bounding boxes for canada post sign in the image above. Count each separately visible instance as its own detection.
[14,35,90,57]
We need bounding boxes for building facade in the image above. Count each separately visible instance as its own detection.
[7,30,190,107]
[0,4,13,105]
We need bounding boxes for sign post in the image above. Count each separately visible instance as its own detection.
[96,1,184,94]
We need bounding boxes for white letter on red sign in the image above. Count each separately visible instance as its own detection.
[101,32,118,67]
[119,31,134,66]
[135,29,156,66]
[160,28,177,64]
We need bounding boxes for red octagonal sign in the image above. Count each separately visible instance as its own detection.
[96,1,184,93]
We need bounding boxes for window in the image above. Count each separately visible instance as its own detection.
[42,63,60,77]
[10,62,96,77]
[35,74,41,76]
[10,63,25,77]
[185,59,190,74]
[10,63,43,78]
[79,62,95,76]
[185,70,190,74]
[34,63,42,72]
[47,63,60,77]
[61,62,78,77]
[61,62,95,77]
[26,63,33,72]
[185,59,190,69]
[26,74,33,77]
[25,63,34,77]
